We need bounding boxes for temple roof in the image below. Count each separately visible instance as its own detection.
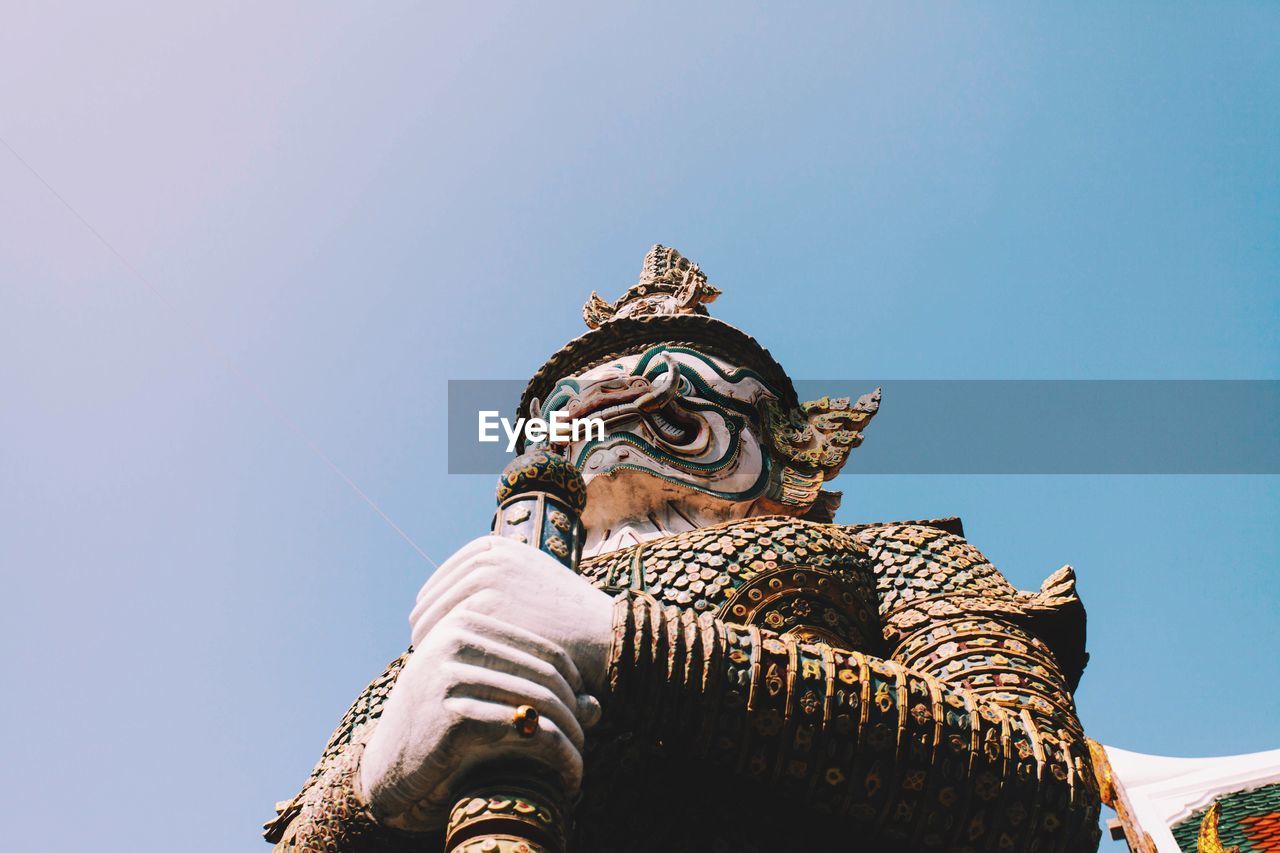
[1099,744,1280,851]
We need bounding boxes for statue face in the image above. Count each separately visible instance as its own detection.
[536,345,781,506]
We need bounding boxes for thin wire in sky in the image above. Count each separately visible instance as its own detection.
[0,132,440,570]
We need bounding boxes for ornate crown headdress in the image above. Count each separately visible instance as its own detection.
[517,245,879,518]
[520,245,795,415]
[582,245,722,328]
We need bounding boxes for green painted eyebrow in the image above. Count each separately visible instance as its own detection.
[633,345,776,390]
[541,345,777,418]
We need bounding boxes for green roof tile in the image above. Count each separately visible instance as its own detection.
[1172,782,1280,852]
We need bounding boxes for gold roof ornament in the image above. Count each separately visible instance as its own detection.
[1198,802,1240,853]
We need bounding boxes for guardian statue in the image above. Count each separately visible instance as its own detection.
[265,246,1101,852]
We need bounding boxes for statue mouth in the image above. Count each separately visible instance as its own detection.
[640,402,708,452]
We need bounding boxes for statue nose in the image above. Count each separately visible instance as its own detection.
[564,354,683,424]
[566,374,650,416]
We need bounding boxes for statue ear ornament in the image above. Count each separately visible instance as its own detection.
[760,388,881,516]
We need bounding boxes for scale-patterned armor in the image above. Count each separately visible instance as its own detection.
[265,515,1100,852]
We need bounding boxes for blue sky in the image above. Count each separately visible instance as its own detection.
[1,4,1276,850]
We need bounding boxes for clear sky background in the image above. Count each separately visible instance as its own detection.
[2,4,1276,851]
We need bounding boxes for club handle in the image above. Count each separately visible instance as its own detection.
[444,774,567,853]
[443,449,587,853]
[489,449,586,570]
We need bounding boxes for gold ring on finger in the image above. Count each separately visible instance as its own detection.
[513,704,539,738]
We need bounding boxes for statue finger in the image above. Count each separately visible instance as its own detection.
[445,663,586,752]
[445,609,586,694]
[412,535,502,607]
[437,695,585,795]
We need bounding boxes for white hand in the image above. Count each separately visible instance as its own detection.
[408,536,614,692]
[358,536,614,831]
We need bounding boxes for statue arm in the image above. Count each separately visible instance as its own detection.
[605,590,1101,851]
[263,650,442,851]
[865,522,1099,849]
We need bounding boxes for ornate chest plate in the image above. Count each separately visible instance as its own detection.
[579,515,886,654]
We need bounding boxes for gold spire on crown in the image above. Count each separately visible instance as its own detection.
[582,245,723,329]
